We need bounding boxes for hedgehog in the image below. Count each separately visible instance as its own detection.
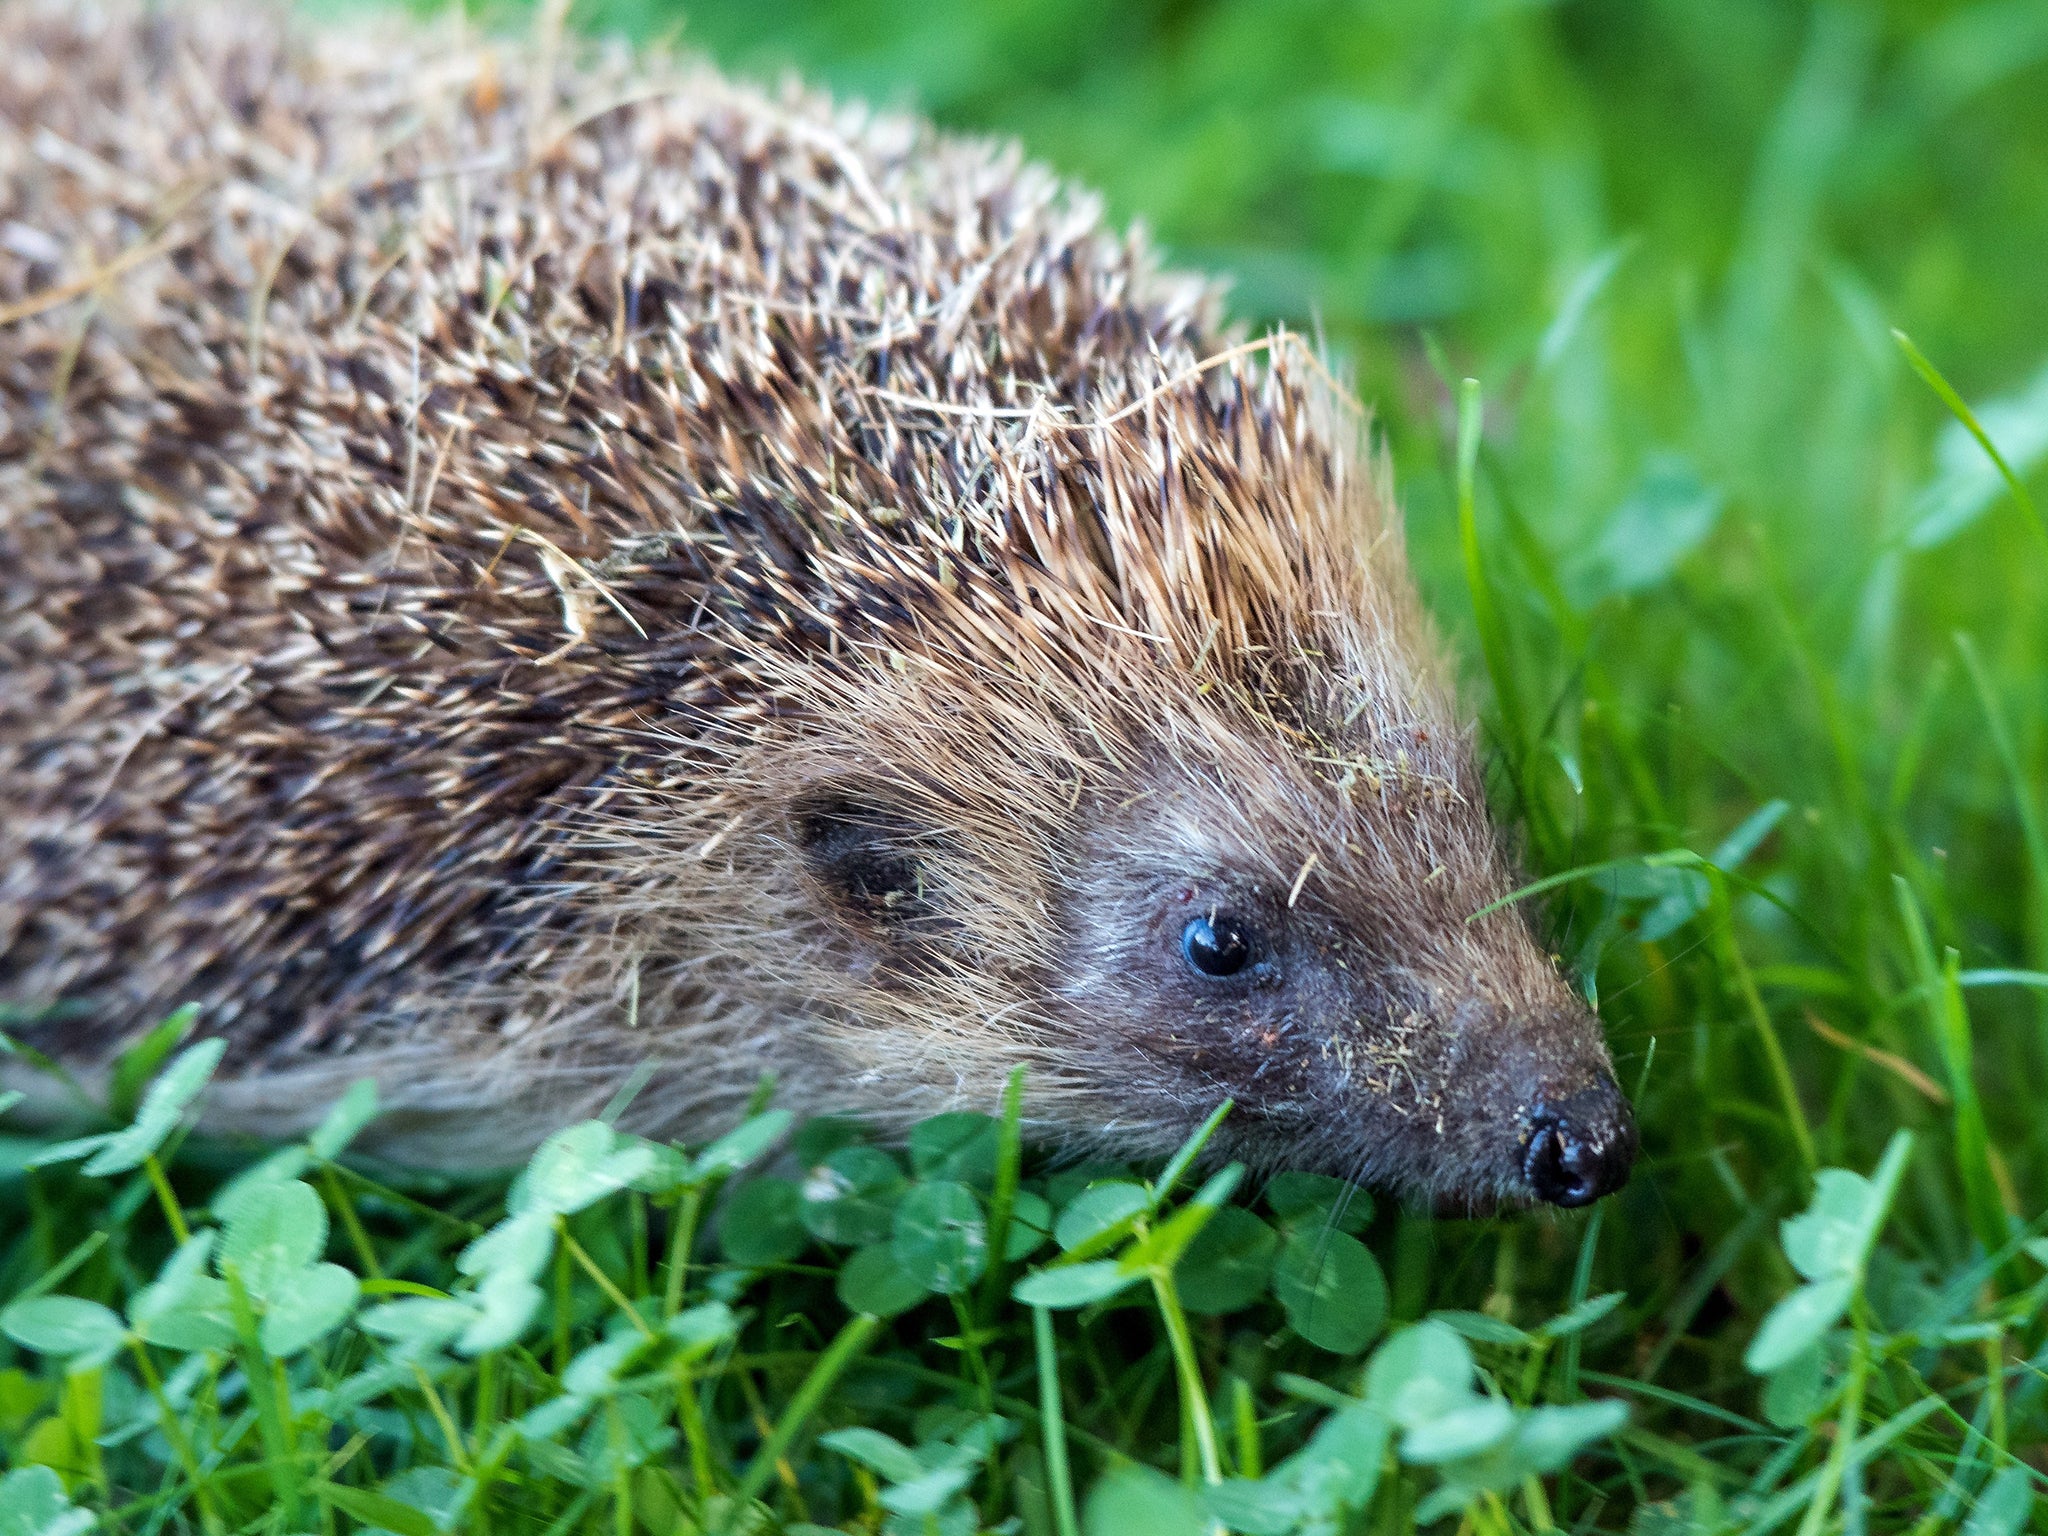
[0,0,1637,1209]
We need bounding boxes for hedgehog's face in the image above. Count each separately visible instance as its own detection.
[783,721,1636,1211]
[1043,750,1636,1211]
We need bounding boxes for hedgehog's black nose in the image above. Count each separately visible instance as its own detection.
[1522,1084,1637,1207]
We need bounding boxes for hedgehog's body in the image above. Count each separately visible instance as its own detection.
[0,3,1635,1205]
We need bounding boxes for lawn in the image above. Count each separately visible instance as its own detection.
[3,0,2047,1531]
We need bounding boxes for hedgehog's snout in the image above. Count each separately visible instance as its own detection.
[1520,1082,1637,1207]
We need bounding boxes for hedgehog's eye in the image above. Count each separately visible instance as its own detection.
[1182,913,1253,977]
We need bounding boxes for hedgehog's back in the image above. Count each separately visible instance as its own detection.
[0,1,1224,1080]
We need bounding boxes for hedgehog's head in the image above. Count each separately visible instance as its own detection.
[715,357,1634,1211]
[765,644,1634,1213]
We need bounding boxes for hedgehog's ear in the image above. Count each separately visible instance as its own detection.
[792,789,946,932]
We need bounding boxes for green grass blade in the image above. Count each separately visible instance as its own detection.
[1893,328,2047,548]
[1152,1097,1233,1206]
[721,1313,880,1530]
[1714,882,1819,1177]
[1955,632,2048,989]
[1894,877,2012,1286]
[1032,1307,1081,1536]
[978,1064,1029,1324]
[1455,377,1549,851]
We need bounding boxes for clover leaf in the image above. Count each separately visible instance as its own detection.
[0,1295,127,1371]
[0,1466,94,1536]
[1745,1131,1913,1374]
[511,1122,661,1218]
[28,1037,225,1177]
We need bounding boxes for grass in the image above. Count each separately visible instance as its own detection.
[5,0,2048,1530]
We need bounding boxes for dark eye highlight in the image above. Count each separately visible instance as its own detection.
[1181,913,1253,977]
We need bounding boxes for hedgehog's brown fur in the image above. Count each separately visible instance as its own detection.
[0,1,1633,1205]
